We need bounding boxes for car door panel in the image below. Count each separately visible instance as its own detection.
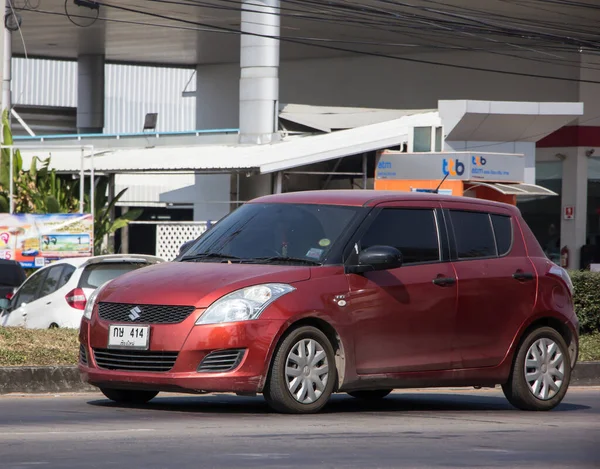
[346,202,459,374]
[442,203,537,369]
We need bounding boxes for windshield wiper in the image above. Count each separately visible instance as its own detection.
[249,256,322,266]
[180,252,242,262]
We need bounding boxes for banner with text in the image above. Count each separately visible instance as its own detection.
[0,213,93,268]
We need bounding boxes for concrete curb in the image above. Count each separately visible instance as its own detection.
[0,362,599,395]
[0,366,95,394]
[571,361,600,386]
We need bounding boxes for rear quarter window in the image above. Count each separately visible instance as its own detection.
[491,214,513,256]
[78,263,147,289]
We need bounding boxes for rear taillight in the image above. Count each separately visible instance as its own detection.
[65,288,87,310]
[549,264,574,296]
[5,293,13,300]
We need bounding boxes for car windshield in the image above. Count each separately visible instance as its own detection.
[181,203,361,264]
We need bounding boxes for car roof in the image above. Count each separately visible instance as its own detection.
[250,190,519,212]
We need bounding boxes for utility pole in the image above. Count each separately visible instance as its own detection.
[0,0,7,118]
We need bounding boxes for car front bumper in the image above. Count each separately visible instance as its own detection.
[78,315,285,394]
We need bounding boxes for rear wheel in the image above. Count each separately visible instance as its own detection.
[348,389,393,400]
[502,327,571,411]
[49,323,59,329]
[264,326,336,414]
[100,388,159,404]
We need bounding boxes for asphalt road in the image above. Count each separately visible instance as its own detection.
[0,387,598,469]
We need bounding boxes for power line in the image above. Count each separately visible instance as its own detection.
[18,0,600,78]
[89,0,600,85]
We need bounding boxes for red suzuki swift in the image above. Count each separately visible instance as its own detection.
[79,190,579,414]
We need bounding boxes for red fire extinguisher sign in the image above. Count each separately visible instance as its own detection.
[564,206,574,220]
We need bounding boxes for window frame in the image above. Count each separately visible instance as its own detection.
[443,208,515,262]
[343,205,449,268]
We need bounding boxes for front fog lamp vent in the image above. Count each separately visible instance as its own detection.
[197,349,245,373]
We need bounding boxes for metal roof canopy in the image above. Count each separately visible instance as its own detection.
[439,100,584,143]
[464,182,558,197]
[17,111,438,174]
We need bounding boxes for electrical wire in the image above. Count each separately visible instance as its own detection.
[87,0,600,85]
[64,0,99,27]
[18,0,600,79]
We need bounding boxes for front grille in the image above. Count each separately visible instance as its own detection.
[93,348,178,372]
[197,349,246,373]
[98,303,195,324]
[79,344,88,366]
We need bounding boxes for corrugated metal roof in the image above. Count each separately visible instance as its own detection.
[12,58,77,107]
[17,112,439,174]
[12,58,196,134]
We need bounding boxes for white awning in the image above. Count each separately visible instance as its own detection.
[465,182,558,196]
[439,100,584,143]
[279,103,434,132]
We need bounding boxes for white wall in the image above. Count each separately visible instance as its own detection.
[195,50,580,129]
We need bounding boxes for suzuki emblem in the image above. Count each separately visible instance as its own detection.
[128,306,142,321]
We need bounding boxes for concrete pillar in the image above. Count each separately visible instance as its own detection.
[121,207,129,254]
[558,52,600,269]
[239,0,280,144]
[560,149,588,270]
[196,63,239,130]
[193,173,231,221]
[77,54,105,133]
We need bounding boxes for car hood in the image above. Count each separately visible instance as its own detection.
[97,261,312,308]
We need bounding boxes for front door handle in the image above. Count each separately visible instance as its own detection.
[513,271,534,282]
[433,277,456,287]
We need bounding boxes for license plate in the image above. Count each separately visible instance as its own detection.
[108,325,150,350]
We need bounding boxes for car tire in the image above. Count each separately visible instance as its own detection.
[264,326,337,414]
[100,388,159,404]
[502,326,571,411]
[348,389,393,400]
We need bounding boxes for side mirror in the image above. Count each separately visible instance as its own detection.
[0,298,10,310]
[179,240,195,257]
[349,245,403,274]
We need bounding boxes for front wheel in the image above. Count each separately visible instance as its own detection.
[264,326,336,414]
[502,327,571,411]
[100,388,159,404]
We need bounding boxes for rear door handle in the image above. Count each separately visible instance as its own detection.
[513,272,534,281]
[433,277,456,287]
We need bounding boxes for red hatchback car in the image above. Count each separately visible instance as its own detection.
[79,190,579,414]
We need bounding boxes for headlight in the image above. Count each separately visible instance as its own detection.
[196,283,295,325]
[82,282,110,320]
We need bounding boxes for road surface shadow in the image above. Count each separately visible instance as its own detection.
[87,392,590,415]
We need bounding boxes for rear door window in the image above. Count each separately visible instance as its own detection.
[78,263,147,289]
[37,266,65,299]
[359,208,440,264]
[449,210,497,259]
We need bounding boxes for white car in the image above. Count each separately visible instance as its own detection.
[0,254,164,329]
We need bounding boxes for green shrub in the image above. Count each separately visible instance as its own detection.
[569,270,600,334]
